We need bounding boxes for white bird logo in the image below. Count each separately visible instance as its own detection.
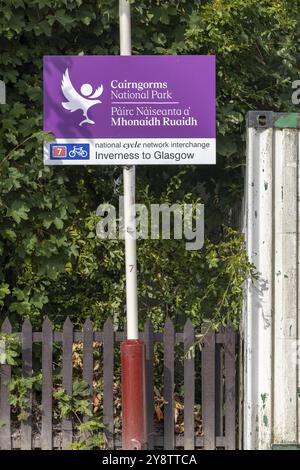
[61,68,103,126]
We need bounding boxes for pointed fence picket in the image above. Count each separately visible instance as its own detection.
[144,319,154,450]
[183,319,195,450]
[21,319,32,450]
[82,318,93,422]
[0,317,237,450]
[103,317,114,449]
[62,317,73,449]
[0,318,12,450]
[202,329,216,449]
[163,319,175,450]
[41,318,53,450]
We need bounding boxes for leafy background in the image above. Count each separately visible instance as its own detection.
[0,0,299,331]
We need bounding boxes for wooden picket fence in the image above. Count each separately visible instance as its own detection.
[0,317,237,450]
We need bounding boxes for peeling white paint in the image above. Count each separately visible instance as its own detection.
[243,124,300,449]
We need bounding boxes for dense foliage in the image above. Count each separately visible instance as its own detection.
[1,0,298,331]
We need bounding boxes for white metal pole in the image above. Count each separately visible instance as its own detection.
[119,0,132,56]
[0,80,6,104]
[119,0,138,340]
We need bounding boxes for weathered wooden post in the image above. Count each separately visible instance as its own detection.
[243,111,300,449]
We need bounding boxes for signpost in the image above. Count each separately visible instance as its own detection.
[43,56,216,166]
[119,0,144,450]
[43,0,215,450]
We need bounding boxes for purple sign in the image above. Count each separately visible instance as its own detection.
[43,55,216,165]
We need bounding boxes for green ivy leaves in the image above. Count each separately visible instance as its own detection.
[6,200,30,223]
[0,333,20,365]
[1,0,294,330]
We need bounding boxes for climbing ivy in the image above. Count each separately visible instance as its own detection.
[0,0,298,330]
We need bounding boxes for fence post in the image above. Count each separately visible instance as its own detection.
[243,115,273,449]
[0,318,12,450]
[225,327,236,449]
[163,318,174,450]
[83,318,94,422]
[215,341,224,438]
[103,317,114,449]
[144,318,154,450]
[41,317,53,450]
[21,319,32,450]
[184,319,195,450]
[62,317,73,449]
[202,329,216,449]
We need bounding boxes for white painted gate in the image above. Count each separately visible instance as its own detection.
[243,111,300,449]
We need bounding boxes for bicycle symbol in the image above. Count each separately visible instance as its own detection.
[68,146,88,158]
